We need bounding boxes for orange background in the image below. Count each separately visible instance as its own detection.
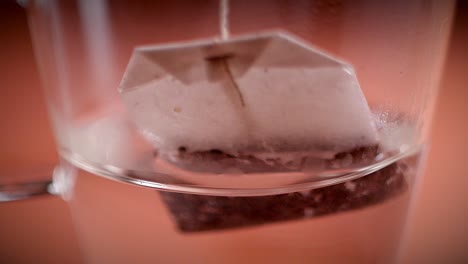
[0,1,467,263]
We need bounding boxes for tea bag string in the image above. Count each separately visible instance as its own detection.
[217,0,245,107]
[220,0,229,40]
[218,0,255,147]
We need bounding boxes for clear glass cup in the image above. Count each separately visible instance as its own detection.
[16,0,455,263]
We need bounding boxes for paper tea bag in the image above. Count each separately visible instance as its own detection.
[116,31,408,233]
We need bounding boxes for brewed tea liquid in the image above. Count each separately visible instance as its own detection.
[68,155,418,264]
[62,117,421,264]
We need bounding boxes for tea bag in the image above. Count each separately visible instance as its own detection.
[116,0,401,232]
[119,32,378,172]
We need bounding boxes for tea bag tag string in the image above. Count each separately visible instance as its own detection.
[217,0,245,107]
[216,0,254,146]
[214,0,245,106]
[220,0,230,40]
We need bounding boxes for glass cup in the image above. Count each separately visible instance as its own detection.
[5,0,454,263]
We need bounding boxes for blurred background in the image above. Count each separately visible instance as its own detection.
[0,0,466,263]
